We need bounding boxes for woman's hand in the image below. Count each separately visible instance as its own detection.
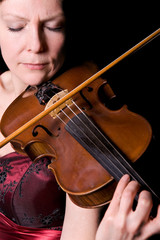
[135,205,160,240]
[96,175,154,240]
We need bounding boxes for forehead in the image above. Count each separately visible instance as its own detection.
[0,0,64,20]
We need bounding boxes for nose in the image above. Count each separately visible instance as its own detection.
[27,25,46,53]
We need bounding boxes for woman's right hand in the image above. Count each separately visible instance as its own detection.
[96,174,154,240]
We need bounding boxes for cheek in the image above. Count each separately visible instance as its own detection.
[49,35,66,58]
[1,43,12,65]
[0,38,18,63]
[1,46,17,70]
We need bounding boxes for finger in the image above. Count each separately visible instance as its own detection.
[118,180,140,216]
[134,190,153,223]
[135,205,160,240]
[106,174,130,215]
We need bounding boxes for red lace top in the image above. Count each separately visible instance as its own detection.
[0,152,65,239]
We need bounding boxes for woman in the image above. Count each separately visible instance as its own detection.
[0,0,160,239]
[0,0,101,239]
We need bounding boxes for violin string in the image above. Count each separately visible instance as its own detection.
[74,103,160,199]
[56,104,129,181]
[56,101,159,199]
[56,110,124,180]
[67,102,135,178]
[57,103,134,181]
[62,101,158,196]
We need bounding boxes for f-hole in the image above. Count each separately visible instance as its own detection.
[32,125,59,137]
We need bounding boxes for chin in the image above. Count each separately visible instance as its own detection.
[21,72,53,86]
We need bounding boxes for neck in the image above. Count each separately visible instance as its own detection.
[10,73,28,98]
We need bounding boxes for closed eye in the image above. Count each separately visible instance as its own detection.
[45,26,64,32]
[8,27,24,32]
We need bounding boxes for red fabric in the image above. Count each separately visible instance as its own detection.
[0,152,65,228]
[0,212,61,240]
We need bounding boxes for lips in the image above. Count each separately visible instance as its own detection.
[23,63,48,70]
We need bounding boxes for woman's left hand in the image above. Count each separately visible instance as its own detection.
[135,204,160,240]
[96,175,154,240]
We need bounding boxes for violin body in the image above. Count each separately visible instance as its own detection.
[1,62,152,208]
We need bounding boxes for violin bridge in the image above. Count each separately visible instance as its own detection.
[45,89,72,119]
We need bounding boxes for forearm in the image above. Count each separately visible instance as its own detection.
[60,194,100,240]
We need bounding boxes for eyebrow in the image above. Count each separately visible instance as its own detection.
[1,12,65,22]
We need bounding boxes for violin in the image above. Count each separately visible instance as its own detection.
[0,28,160,209]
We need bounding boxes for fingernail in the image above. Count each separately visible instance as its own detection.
[122,174,130,182]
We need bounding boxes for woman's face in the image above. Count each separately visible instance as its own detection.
[0,0,65,86]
